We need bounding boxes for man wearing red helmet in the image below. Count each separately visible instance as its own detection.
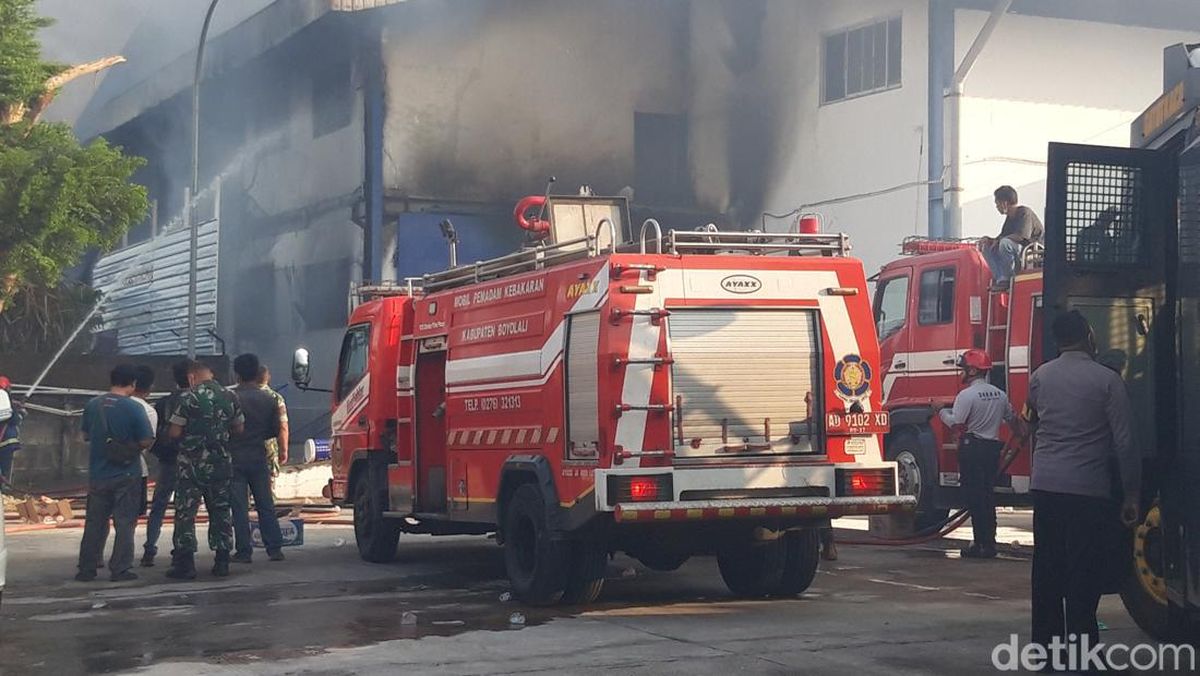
[0,376,26,484]
[936,349,1018,559]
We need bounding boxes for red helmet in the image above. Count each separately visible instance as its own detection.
[0,376,9,390]
[958,349,992,371]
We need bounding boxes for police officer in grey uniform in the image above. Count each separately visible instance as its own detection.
[1025,311,1138,660]
[938,349,1018,559]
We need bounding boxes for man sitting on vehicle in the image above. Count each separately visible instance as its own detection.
[980,185,1044,289]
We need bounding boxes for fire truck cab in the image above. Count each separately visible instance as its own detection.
[873,237,1042,527]
[296,195,914,605]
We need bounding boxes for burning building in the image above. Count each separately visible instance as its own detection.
[52,0,1200,436]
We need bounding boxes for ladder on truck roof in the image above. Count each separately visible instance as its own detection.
[418,219,851,293]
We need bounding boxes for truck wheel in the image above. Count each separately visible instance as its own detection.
[888,431,948,530]
[774,529,821,596]
[1121,502,1171,640]
[353,475,401,563]
[504,484,567,606]
[717,538,786,598]
[561,538,607,605]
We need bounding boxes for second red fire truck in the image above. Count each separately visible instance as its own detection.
[294,194,914,605]
[873,236,1044,529]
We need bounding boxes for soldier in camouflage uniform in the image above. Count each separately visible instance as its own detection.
[258,366,289,478]
[166,362,244,579]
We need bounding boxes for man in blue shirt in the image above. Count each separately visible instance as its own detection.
[76,364,154,582]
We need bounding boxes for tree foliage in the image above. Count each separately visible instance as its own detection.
[0,0,147,313]
[0,123,147,285]
[0,0,60,110]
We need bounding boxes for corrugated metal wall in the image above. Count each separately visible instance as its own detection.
[92,217,221,356]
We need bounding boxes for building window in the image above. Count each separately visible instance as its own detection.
[634,112,691,206]
[823,16,901,104]
[312,59,353,138]
[918,267,955,325]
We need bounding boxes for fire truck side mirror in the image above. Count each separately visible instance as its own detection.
[292,348,312,388]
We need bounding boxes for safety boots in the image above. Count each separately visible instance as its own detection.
[212,550,231,577]
[165,551,197,580]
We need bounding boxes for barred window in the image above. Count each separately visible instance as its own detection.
[1180,163,1200,265]
[1065,162,1144,265]
[823,16,902,104]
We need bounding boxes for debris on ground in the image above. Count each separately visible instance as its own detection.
[13,496,74,524]
[508,612,526,626]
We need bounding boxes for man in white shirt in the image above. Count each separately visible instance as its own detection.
[133,367,159,490]
[937,349,1020,559]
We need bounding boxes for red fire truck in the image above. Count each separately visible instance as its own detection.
[293,194,914,605]
[873,237,1044,529]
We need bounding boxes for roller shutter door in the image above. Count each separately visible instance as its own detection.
[669,309,820,456]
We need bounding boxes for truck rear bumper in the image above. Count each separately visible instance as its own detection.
[613,494,916,523]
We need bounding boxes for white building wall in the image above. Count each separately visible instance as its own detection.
[762,0,930,277]
[955,10,1196,238]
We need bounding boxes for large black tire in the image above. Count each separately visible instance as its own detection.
[561,537,607,605]
[504,484,567,606]
[353,473,401,563]
[717,538,786,598]
[775,529,821,596]
[887,430,949,531]
[1121,502,1171,640]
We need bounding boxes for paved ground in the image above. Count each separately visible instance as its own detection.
[0,514,1158,675]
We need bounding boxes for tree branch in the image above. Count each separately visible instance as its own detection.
[1,56,126,126]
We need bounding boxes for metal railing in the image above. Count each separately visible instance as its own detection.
[667,229,850,257]
[1020,242,1045,270]
[405,219,851,293]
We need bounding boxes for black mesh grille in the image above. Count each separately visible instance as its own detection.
[1180,162,1200,266]
[1064,162,1143,265]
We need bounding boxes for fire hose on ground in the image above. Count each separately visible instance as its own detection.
[836,438,1024,547]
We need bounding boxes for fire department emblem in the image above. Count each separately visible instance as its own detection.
[834,354,872,404]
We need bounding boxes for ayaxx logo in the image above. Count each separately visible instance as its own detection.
[992,634,1196,672]
[720,274,762,294]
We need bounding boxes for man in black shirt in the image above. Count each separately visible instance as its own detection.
[141,360,192,567]
[229,353,286,563]
[981,185,1044,289]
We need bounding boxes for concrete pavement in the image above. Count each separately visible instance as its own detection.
[0,514,1157,675]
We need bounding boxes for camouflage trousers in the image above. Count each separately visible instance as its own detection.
[265,438,281,477]
[172,452,234,554]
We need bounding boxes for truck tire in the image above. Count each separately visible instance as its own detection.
[561,538,607,605]
[353,475,401,563]
[717,538,786,598]
[888,430,948,530]
[1121,502,1171,640]
[504,484,567,606]
[774,529,821,596]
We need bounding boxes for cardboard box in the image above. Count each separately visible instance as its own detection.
[249,517,304,548]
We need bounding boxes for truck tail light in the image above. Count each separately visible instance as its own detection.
[607,474,673,506]
[836,468,896,497]
[629,478,658,500]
